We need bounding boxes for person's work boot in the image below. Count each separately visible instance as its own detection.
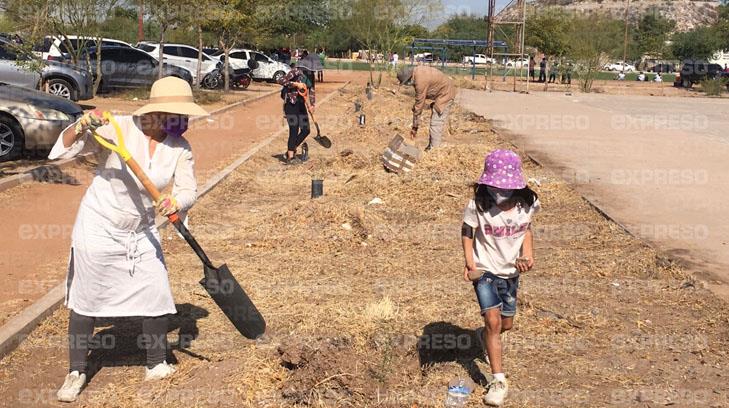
[57,371,86,402]
[145,361,176,381]
[300,142,309,162]
[483,378,508,406]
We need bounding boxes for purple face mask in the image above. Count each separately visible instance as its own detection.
[162,116,189,138]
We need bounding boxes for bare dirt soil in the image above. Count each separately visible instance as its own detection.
[1,77,727,407]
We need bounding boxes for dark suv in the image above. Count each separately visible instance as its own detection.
[79,46,193,92]
[676,61,729,88]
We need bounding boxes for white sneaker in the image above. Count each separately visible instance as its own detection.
[57,371,86,402]
[144,361,176,381]
[484,379,508,406]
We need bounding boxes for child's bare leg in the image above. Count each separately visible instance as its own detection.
[501,316,513,333]
[483,308,503,374]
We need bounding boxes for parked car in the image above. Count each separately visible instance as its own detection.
[80,46,193,92]
[676,61,729,88]
[34,35,132,61]
[603,61,636,72]
[505,57,529,68]
[0,38,93,101]
[463,54,495,65]
[136,42,218,85]
[226,49,290,82]
[649,63,675,73]
[0,83,83,161]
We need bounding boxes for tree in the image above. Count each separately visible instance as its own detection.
[631,11,675,60]
[147,0,184,79]
[204,0,257,91]
[2,0,121,94]
[525,8,573,58]
[341,0,442,86]
[670,27,721,61]
[712,4,729,52]
[569,14,623,92]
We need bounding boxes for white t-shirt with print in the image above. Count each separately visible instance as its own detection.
[463,198,540,278]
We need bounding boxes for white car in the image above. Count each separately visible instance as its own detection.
[603,61,635,72]
[136,42,218,85]
[463,54,495,65]
[34,35,132,61]
[226,49,290,82]
[505,57,530,68]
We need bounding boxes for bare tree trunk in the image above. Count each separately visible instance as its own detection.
[196,25,203,89]
[93,37,103,96]
[158,26,166,79]
[224,47,231,92]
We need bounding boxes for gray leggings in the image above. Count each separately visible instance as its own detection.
[68,310,169,373]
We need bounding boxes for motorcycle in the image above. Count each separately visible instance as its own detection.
[202,58,257,90]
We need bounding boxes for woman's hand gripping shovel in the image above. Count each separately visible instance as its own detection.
[92,112,266,339]
[298,87,332,148]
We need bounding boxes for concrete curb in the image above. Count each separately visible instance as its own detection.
[0,81,350,359]
[0,88,280,194]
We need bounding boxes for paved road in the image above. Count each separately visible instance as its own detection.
[459,89,729,297]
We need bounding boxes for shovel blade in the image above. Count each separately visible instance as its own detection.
[200,263,265,339]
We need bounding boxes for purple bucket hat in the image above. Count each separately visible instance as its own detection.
[478,149,526,189]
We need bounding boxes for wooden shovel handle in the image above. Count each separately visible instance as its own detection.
[124,152,180,224]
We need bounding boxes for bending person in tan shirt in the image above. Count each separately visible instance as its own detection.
[397,65,456,150]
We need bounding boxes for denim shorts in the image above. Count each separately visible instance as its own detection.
[473,272,519,317]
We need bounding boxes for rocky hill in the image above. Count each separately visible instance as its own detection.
[499,0,721,32]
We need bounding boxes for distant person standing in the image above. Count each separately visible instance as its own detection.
[317,48,326,83]
[396,65,456,151]
[548,59,558,83]
[528,56,535,81]
[563,62,573,84]
[392,52,399,68]
[538,57,547,82]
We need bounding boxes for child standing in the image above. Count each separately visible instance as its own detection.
[461,149,540,407]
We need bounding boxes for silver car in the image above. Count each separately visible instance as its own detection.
[0,38,93,101]
[0,83,83,161]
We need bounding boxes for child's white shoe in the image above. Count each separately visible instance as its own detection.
[484,378,508,406]
[57,371,86,402]
[144,361,176,381]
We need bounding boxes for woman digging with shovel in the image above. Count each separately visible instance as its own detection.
[277,62,315,165]
[48,77,208,402]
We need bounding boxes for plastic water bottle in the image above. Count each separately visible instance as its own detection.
[444,377,471,407]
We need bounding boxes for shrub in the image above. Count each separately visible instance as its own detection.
[700,78,727,96]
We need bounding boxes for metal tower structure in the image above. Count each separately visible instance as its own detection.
[486,0,528,92]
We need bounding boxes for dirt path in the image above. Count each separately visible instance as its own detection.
[0,79,727,407]
[0,72,360,326]
[458,88,729,300]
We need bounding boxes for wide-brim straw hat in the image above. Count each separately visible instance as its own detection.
[133,76,209,117]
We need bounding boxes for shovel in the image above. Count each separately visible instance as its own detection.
[92,112,266,339]
[298,88,332,148]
